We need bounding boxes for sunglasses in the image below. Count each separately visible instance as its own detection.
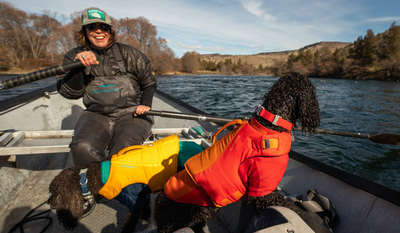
[85,23,111,32]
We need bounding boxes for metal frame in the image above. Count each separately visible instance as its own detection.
[0,128,210,156]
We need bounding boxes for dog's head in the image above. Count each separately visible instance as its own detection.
[254,72,320,133]
[47,166,85,230]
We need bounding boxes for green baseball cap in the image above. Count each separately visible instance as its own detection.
[81,7,112,26]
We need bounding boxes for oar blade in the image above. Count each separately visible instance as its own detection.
[369,134,400,145]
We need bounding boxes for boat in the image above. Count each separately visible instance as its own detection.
[0,81,400,233]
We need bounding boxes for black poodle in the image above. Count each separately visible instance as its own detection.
[154,72,321,233]
[47,163,152,232]
[47,135,186,232]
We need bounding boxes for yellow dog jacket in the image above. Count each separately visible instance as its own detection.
[99,135,180,199]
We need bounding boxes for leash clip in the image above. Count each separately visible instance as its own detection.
[272,115,281,126]
[255,105,263,116]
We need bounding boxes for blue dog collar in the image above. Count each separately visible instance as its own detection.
[79,168,92,198]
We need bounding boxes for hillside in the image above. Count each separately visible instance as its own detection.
[201,41,352,67]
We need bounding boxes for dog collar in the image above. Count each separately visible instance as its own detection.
[255,105,294,131]
[79,168,92,198]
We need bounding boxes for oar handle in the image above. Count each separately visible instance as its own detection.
[0,61,84,91]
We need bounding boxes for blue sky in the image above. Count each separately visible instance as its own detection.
[11,0,400,58]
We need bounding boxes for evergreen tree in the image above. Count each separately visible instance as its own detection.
[349,36,364,60]
[302,49,313,67]
[362,29,378,66]
[297,49,305,63]
[287,53,296,68]
[237,58,242,68]
[200,60,207,70]
[314,50,321,64]
[333,48,341,64]
[319,46,333,60]
[385,22,400,60]
[217,61,222,69]
[208,61,217,71]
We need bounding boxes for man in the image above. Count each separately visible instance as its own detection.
[57,7,157,216]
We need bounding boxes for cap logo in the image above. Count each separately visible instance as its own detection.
[87,9,106,21]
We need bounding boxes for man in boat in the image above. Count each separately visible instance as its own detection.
[56,7,157,216]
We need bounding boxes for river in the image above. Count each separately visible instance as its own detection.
[0,74,399,192]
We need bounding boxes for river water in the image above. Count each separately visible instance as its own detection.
[1,74,399,192]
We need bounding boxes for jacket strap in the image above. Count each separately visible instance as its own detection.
[111,43,127,75]
[212,119,243,143]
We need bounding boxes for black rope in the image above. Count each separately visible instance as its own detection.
[8,201,53,233]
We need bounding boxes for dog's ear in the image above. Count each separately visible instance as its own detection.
[290,73,321,132]
[48,166,85,229]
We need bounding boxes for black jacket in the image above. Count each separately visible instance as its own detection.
[57,42,157,109]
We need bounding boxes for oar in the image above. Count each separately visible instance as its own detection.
[0,61,84,91]
[144,110,400,145]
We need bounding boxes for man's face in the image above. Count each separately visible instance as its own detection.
[85,23,111,48]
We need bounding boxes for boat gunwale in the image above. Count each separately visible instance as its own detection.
[0,84,56,113]
[289,150,400,207]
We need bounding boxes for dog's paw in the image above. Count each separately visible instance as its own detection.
[122,213,140,233]
[141,203,151,220]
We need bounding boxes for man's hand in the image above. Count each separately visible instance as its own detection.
[134,105,150,116]
[75,51,99,67]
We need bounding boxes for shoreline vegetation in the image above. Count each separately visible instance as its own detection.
[1,66,400,82]
[0,3,399,82]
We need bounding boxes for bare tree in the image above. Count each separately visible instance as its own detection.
[181,51,200,73]
[0,2,29,66]
[172,58,182,74]
[54,11,81,55]
[117,17,141,49]
[42,9,60,62]
[271,59,287,76]
[146,37,175,74]
[135,17,157,53]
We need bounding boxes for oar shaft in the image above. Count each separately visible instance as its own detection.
[0,61,84,91]
[146,110,371,139]
[145,110,235,124]
[310,128,369,139]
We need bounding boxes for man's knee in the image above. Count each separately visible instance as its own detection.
[71,140,107,167]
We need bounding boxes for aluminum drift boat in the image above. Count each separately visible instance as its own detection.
[0,84,399,233]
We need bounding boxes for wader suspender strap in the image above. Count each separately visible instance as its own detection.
[112,44,127,75]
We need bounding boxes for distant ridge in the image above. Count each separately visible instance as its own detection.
[201,41,352,67]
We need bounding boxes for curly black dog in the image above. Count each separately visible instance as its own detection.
[47,135,198,233]
[47,163,151,232]
[154,72,321,233]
